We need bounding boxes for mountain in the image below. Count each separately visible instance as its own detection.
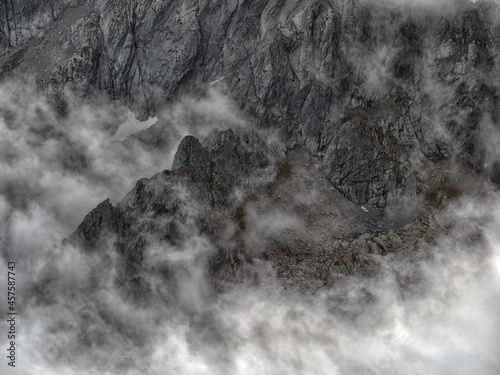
[1,0,500,373]
[3,0,500,288]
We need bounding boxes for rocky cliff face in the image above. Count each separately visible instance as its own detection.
[3,0,500,207]
[3,0,500,290]
[3,2,500,374]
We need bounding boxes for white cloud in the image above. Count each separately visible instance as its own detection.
[1,80,499,375]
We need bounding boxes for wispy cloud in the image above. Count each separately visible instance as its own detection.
[1,62,499,375]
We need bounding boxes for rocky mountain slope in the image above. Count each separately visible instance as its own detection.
[3,1,500,374]
[2,0,500,291]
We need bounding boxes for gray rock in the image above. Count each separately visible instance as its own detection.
[4,0,499,208]
[70,198,123,250]
[6,0,500,293]
[70,128,283,258]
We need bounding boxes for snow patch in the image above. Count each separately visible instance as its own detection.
[112,110,158,141]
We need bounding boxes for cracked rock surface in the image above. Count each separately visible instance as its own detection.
[3,0,500,291]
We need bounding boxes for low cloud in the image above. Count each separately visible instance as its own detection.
[0,80,499,375]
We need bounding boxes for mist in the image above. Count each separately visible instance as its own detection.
[0,77,499,375]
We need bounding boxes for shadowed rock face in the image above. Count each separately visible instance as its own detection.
[69,128,287,291]
[4,0,500,289]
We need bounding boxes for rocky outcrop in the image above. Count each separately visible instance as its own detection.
[70,129,283,281]
[322,98,422,208]
[69,127,489,294]
[70,198,123,250]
